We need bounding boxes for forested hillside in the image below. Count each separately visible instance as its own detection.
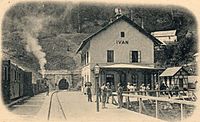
[2,2,197,72]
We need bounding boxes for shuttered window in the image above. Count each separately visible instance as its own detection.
[14,70,17,81]
[130,51,141,63]
[86,51,89,64]
[4,66,9,81]
[107,50,114,62]
[121,32,125,37]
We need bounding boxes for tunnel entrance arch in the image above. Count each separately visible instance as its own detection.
[58,78,69,90]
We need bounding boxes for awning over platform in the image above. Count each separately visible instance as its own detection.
[159,67,182,77]
[100,64,161,70]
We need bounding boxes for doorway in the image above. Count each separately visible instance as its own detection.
[106,74,114,86]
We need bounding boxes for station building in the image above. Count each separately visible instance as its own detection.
[76,15,163,94]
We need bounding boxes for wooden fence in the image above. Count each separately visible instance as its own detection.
[112,90,196,121]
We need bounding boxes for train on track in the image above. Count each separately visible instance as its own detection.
[1,60,47,104]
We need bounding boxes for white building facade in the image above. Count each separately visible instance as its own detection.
[151,30,177,45]
[77,15,163,94]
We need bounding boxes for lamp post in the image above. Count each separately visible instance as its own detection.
[94,64,100,112]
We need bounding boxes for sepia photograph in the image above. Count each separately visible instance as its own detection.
[0,0,199,121]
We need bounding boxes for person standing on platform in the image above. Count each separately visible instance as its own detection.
[106,82,111,103]
[146,84,150,96]
[111,83,115,104]
[140,83,145,95]
[46,84,49,96]
[126,82,131,104]
[129,84,135,93]
[160,82,167,95]
[127,82,131,92]
[155,82,159,97]
[101,83,107,109]
[86,86,92,102]
[117,83,123,109]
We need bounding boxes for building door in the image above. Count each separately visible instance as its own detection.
[106,74,114,86]
[132,73,138,88]
[179,78,183,89]
[120,72,127,89]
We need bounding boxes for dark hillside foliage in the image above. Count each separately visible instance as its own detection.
[2,2,197,71]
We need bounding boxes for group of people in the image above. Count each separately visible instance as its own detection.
[160,82,180,97]
[126,82,151,96]
[86,81,185,110]
[100,82,124,109]
[86,82,124,109]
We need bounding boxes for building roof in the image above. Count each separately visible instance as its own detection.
[76,15,163,53]
[151,30,177,45]
[100,64,161,70]
[159,67,183,77]
[151,30,176,37]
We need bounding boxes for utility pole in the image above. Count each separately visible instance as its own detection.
[94,64,100,112]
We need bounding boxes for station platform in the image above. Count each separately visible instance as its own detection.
[2,91,166,122]
[36,91,165,122]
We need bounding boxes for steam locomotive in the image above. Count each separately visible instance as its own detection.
[1,60,46,104]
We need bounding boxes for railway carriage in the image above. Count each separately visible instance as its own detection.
[2,60,48,104]
[1,60,34,104]
[2,60,11,103]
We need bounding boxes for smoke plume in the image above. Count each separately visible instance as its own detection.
[23,16,47,77]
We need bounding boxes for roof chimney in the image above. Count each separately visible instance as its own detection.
[114,8,122,19]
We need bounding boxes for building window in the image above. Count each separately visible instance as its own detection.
[3,66,9,81]
[86,51,89,64]
[120,32,125,37]
[18,73,21,81]
[81,53,87,65]
[107,50,114,62]
[130,51,141,63]
[81,54,83,64]
[14,70,17,81]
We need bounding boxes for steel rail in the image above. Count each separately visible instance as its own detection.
[47,90,58,120]
[56,92,67,120]
[47,90,67,120]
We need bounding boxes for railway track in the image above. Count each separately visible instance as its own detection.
[47,90,67,120]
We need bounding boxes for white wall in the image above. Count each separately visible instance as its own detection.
[80,19,156,94]
[89,20,154,65]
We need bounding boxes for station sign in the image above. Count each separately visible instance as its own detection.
[116,40,129,44]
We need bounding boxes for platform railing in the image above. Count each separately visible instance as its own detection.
[123,89,197,99]
[112,89,196,121]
